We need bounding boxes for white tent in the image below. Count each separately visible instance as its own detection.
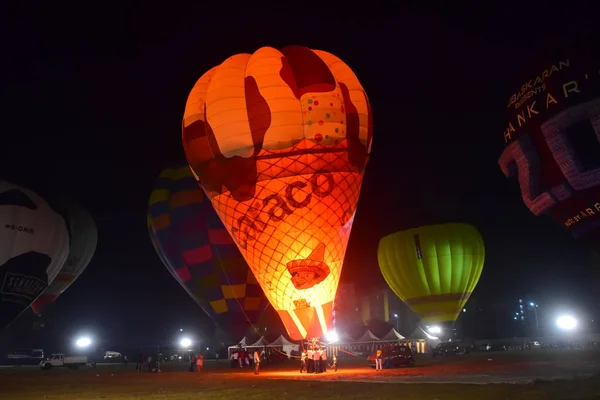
[248,336,269,347]
[407,327,439,341]
[379,328,406,341]
[336,331,355,344]
[227,336,251,356]
[228,336,249,348]
[352,330,380,343]
[269,335,300,356]
[269,335,296,347]
[405,327,440,353]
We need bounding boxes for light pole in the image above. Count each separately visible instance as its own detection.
[528,302,539,337]
[393,313,399,331]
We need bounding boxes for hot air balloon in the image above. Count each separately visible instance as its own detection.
[182,46,373,340]
[30,201,97,315]
[0,181,69,329]
[377,224,485,334]
[147,214,202,309]
[147,164,267,340]
[498,38,600,249]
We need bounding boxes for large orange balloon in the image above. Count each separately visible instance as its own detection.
[182,46,372,340]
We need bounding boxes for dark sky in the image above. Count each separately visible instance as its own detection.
[2,4,598,344]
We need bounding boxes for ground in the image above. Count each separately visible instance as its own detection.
[1,351,599,399]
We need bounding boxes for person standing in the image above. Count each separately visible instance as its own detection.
[321,347,327,372]
[331,354,337,372]
[190,353,196,372]
[253,350,261,375]
[312,347,320,373]
[197,353,204,371]
[375,348,383,371]
[136,353,144,372]
[300,350,307,373]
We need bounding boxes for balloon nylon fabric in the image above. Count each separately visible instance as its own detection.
[498,37,600,250]
[378,223,485,324]
[147,165,265,339]
[182,46,372,340]
[31,201,98,315]
[0,181,70,329]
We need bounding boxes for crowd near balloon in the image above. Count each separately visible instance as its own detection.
[1,39,598,356]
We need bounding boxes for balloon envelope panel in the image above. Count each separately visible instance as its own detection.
[182,46,373,340]
[31,201,97,315]
[378,223,485,324]
[0,181,69,329]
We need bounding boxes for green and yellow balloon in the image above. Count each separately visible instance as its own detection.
[378,223,485,325]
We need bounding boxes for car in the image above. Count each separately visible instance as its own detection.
[431,342,469,358]
[367,345,415,369]
[103,351,122,361]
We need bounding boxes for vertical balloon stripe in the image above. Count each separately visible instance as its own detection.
[206,54,254,158]
[312,50,371,147]
[247,47,305,151]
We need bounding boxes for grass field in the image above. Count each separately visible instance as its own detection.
[1,351,599,399]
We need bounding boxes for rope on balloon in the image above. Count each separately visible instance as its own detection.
[211,248,369,362]
[212,247,360,361]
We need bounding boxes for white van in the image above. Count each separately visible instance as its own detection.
[103,351,122,360]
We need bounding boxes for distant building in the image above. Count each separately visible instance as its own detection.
[334,284,419,336]
[334,284,361,330]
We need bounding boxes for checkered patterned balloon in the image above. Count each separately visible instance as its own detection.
[148,165,267,339]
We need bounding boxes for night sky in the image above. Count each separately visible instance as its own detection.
[3,5,598,345]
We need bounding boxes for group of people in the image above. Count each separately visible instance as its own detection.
[229,348,262,374]
[188,353,204,372]
[136,353,154,372]
[134,352,206,373]
[300,346,337,373]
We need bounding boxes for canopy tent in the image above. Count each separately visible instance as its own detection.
[336,331,355,344]
[268,334,299,356]
[403,327,440,354]
[379,328,406,341]
[269,335,296,347]
[248,336,269,347]
[227,336,250,350]
[352,330,380,343]
[407,327,439,341]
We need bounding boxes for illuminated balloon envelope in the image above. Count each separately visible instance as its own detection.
[0,181,69,329]
[498,38,600,249]
[377,223,485,325]
[31,201,97,315]
[147,165,267,339]
[182,46,373,340]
